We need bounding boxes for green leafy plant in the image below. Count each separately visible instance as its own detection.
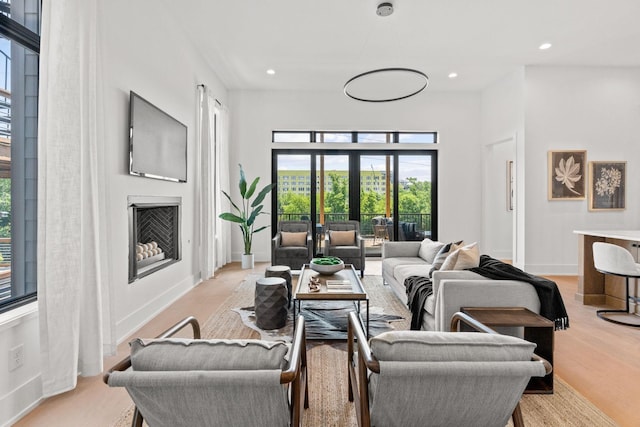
[219,164,275,255]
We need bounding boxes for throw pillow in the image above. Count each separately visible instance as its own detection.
[130,338,290,371]
[330,230,356,246]
[428,240,463,277]
[280,231,307,247]
[440,242,480,271]
[418,238,445,263]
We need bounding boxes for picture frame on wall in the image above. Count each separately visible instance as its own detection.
[548,150,587,200]
[589,161,626,211]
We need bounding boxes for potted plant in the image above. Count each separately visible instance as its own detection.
[219,164,275,269]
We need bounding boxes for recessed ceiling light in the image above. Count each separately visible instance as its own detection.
[448,72,458,79]
[539,43,552,50]
[266,69,276,75]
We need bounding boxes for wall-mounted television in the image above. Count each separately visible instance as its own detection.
[129,91,188,183]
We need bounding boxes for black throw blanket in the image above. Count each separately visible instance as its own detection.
[405,275,433,330]
[469,255,569,330]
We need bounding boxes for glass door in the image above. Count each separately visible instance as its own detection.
[396,155,433,241]
[275,154,312,221]
[316,154,350,254]
[273,149,437,257]
[360,155,394,256]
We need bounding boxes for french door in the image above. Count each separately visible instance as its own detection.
[272,150,437,256]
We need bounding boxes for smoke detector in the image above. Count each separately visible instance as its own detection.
[376,2,394,17]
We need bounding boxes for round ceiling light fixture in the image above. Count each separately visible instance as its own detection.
[344,68,428,102]
[376,2,394,17]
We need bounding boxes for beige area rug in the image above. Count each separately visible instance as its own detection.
[112,275,618,427]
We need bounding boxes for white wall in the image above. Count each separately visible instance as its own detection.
[100,0,227,340]
[523,66,640,274]
[229,89,483,259]
[480,69,525,265]
[1,2,228,425]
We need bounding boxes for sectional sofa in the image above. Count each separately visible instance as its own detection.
[381,241,541,331]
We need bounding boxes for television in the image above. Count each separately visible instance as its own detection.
[129,91,188,182]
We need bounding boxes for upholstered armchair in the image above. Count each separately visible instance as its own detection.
[272,220,314,270]
[347,311,551,427]
[105,316,309,427]
[324,220,365,277]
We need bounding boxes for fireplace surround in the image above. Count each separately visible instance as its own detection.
[128,196,181,283]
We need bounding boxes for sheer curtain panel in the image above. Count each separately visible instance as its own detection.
[197,86,215,280]
[37,0,113,397]
[215,104,231,268]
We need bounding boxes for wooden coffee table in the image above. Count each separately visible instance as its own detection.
[461,307,554,394]
[293,264,369,339]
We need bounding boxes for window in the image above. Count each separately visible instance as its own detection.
[0,2,41,313]
[273,130,437,145]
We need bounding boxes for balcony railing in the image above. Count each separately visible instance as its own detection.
[276,213,431,240]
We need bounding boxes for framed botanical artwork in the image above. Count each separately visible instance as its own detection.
[548,150,586,200]
[589,161,626,211]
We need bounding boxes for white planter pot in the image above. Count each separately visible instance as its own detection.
[241,254,255,269]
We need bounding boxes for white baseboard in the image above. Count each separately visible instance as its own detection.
[0,374,42,427]
[115,274,198,343]
[524,264,577,276]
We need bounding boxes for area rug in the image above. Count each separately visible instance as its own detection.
[232,275,404,341]
[111,274,618,427]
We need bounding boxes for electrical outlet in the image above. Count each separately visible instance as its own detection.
[8,344,24,371]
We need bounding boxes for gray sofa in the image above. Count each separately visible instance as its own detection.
[382,241,540,331]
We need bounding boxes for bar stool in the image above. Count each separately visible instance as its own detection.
[592,242,640,327]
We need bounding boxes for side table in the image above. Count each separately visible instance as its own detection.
[255,277,288,330]
[461,307,554,394]
[265,265,292,306]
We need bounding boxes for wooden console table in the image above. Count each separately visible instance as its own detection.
[461,307,554,394]
[574,230,640,311]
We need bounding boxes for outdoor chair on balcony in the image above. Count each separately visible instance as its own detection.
[324,220,365,277]
[105,316,309,427]
[347,311,551,427]
[272,220,314,270]
[372,216,388,244]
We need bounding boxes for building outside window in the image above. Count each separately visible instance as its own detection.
[0,0,41,313]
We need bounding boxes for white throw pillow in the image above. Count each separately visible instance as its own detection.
[440,242,480,271]
[418,238,445,263]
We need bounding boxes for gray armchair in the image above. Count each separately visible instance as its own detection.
[324,220,365,277]
[347,311,551,427]
[272,220,313,270]
[105,316,309,427]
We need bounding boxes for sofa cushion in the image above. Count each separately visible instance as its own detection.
[418,239,445,263]
[429,241,463,277]
[280,231,307,247]
[370,331,535,362]
[130,338,290,371]
[440,242,480,271]
[393,264,434,286]
[329,230,356,246]
[382,257,426,279]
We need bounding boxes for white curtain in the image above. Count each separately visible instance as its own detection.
[197,86,215,280]
[215,104,232,268]
[37,0,113,397]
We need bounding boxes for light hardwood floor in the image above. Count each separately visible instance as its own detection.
[13,262,638,426]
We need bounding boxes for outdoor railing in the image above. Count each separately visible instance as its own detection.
[276,213,431,240]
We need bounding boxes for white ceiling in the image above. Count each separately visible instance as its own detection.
[168,0,640,92]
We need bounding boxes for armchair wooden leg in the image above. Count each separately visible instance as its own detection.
[512,402,524,427]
